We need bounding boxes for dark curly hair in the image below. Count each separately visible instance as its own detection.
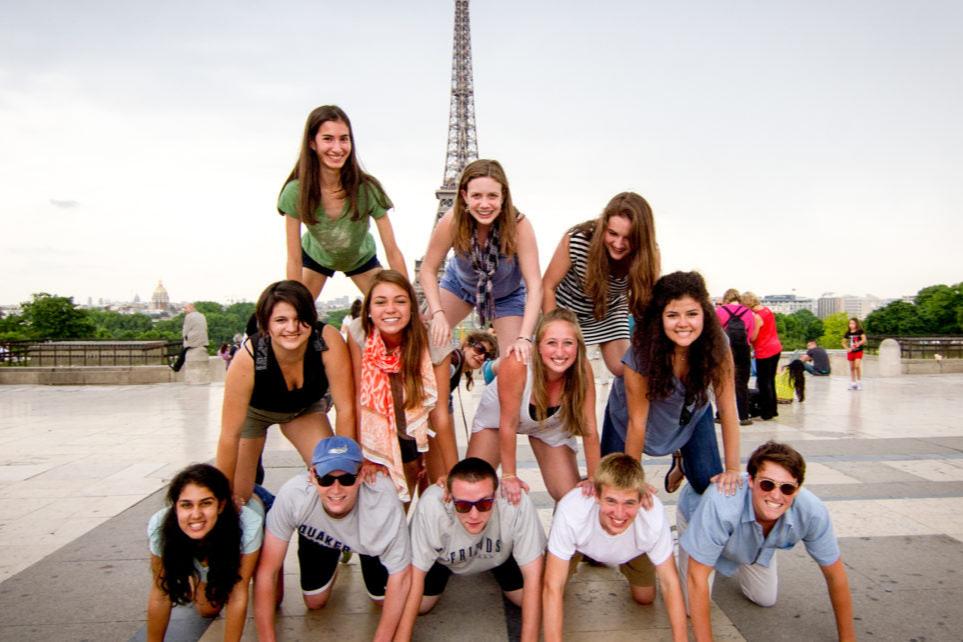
[631,271,731,407]
[158,464,242,606]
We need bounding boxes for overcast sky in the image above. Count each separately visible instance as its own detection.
[2,0,960,307]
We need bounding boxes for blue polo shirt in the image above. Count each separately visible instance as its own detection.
[679,476,840,577]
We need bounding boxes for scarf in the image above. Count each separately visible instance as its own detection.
[469,222,500,326]
[359,327,437,501]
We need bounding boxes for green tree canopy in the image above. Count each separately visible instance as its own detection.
[818,312,850,349]
[865,301,927,336]
[20,293,95,340]
[774,309,824,350]
[915,284,963,334]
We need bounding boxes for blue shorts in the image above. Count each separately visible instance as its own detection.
[439,272,526,319]
[302,248,381,278]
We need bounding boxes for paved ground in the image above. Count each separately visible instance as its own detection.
[1,368,962,641]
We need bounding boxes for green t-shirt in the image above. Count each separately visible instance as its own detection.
[279,179,390,273]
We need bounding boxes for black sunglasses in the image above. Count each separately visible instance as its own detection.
[679,389,695,427]
[315,472,358,488]
[452,496,496,514]
[756,477,798,496]
[468,340,495,361]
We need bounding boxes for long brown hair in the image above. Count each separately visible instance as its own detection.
[451,159,520,257]
[631,271,731,407]
[361,270,430,409]
[279,105,391,225]
[530,309,591,438]
[574,192,659,320]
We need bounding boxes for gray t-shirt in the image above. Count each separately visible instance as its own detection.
[410,485,546,574]
[266,472,410,575]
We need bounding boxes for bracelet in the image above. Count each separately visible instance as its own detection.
[502,473,517,479]
[431,309,444,317]
[516,336,533,343]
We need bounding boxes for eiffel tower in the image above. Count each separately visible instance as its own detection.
[434,0,479,221]
[415,0,479,302]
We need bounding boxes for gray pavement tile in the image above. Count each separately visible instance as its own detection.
[0,622,143,642]
[713,534,963,641]
[0,558,147,627]
[805,481,963,501]
[821,461,936,484]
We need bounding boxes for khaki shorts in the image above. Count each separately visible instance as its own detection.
[240,399,326,439]
[568,551,655,588]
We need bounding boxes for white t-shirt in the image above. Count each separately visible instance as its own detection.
[266,472,410,575]
[410,485,545,574]
[547,487,673,567]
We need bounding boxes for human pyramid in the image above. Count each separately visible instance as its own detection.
[145,105,857,641]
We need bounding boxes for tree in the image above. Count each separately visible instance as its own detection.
[0,312,28,341]
[818,312,850,349]
[774,310,823,351]
[20,293,95,340]
[915,284,963,334]
[865,301,927,336]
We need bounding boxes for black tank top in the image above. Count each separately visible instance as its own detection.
[248,323,329,413]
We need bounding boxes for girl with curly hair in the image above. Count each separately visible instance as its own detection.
[542,191,660,376]
[146,464,262,642]
[600,271,741,500]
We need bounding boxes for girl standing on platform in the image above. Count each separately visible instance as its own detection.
[217,280,355,505]
[843,317,866,390]
[600,272,741,499]
[146,464,262,642]
[419,159,542,365]
[347,270,458,502]
[542,191,660,376]
[468,308,601,504]
[279,105,407,299]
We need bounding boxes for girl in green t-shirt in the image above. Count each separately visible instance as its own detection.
[279,105,407,298]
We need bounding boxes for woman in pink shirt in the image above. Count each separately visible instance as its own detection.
[742,292,781,421]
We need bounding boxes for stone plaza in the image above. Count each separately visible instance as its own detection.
[1,367,962,641]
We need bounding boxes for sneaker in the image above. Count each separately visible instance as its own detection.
[848,382,857,390]
[740,418,754,426]
[856,382,863,390]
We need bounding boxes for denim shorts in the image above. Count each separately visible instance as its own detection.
[302,248,381,278]
[439,272,526,319]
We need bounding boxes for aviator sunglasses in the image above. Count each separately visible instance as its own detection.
[756,477,798,496]
[452,497,496,514]
[468,340,495,362]
[315,472,358,487]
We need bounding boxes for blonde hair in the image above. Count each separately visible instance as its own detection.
[451,159,520,257]
[593,453,647,496]
[530,309,590,438]
[741,291,760,308]
[722,288,741,304]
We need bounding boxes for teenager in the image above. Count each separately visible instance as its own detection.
[146,464,262,642]
[279,105,406,299]
[419,159,542,364]
[542,192,660,376]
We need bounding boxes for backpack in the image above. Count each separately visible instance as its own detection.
[722,305,749,345]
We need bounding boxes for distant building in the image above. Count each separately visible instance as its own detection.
[761,294,816,315]
[817,292,882,319]
[151,281,171,312]
[817,293,844,319]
